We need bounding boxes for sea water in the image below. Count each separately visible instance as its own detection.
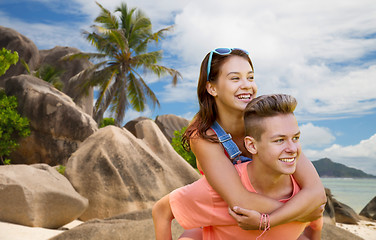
[320,178,376,214]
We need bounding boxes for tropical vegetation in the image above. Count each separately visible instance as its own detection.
[0,49,30,165]
[0,47,18,76]
[0,62,31,165]
[171,126,197,169]
[65,1,181,126]
[21,61,65,91]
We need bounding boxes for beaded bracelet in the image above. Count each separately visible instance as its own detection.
[256,213,270,239]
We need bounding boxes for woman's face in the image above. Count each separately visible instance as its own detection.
[207,55,257,114]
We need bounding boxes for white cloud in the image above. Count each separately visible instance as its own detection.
[163,0,376,120]
[305,133,376,175]
[299,123,336,148]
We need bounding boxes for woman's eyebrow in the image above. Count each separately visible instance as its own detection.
[227,71,254,76]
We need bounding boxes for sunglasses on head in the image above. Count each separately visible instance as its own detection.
[207,48,249,81]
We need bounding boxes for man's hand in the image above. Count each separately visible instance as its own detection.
[228,206,261,230]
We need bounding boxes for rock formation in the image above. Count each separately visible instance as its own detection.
[123,116,151,136]
[323,188,336,225]
[0,164,88,229]
[321,223,363,240]
[0,26,39,87]
[332,198,360,224]
[50,209,184,240]
[39,46,93,115]
[155,114,190,142]
[360,196,376,220]
[4,74,97,165]
[129,118,194,176]
[65,125,200,221]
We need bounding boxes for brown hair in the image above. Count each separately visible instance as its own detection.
[182,49,254,150]
[244,94,297,140]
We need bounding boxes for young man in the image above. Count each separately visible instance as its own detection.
[152,94,323,240]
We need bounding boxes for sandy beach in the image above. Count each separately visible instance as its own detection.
[1,219,375,240]
[336,220,376,240]
[0,220,83,240]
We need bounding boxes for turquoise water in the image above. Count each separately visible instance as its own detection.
[320,178,376,214]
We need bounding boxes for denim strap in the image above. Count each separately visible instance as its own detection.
[211,121,252,164]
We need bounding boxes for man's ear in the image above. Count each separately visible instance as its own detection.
[244,136,257,155]
[206,82,217,97]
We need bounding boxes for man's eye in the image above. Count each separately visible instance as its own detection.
[293,136,300,141]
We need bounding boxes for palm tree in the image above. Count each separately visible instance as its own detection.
[65,2,181,125]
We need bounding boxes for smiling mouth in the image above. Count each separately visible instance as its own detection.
[236,94,252,100]
[279,158,295,163]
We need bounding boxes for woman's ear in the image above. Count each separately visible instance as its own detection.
[206,82,217,97]
[244,136,257,155]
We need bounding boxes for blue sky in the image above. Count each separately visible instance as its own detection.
[1,0,376,175]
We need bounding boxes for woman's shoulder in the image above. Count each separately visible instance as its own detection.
[190,128,216,145]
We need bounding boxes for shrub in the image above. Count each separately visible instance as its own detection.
[0,48,19,76]
[0,90,31,164]
[99,117,115,128]
[171,126,197,168]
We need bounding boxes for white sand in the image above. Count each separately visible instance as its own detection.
[336,220,376,240]
[1,219,375,240]
[0,220,83,240]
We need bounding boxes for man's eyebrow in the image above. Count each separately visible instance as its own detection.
[271,131,301,138]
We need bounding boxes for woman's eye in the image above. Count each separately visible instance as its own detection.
[275,139,284,143]
[231,77,240,80]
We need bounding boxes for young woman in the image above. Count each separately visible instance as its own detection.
[180,48,326,237]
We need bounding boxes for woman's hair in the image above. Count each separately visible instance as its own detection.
[244,94,297,141]
[182,49,254,151]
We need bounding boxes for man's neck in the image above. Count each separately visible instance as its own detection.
[247,160,293,200]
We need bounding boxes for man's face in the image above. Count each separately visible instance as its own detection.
[252,113,301,176]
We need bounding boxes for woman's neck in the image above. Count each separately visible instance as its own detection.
[216,112,245,138]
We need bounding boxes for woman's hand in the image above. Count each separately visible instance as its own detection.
[294,204,325,223]
[228,206,261,230]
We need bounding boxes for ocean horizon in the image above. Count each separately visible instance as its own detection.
[320,177,376,213]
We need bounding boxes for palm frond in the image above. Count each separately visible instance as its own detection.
[151,25,174,43]
[129,69,160,109]
[94,79,119,124]
[131,51,161,67]
[68,60,108,98]
[61,51,106,61]
[126,71,146,112]
[95,2,119,30]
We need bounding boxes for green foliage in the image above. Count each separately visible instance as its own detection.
[21,60,65,91]
[0,48,19,76]
[34,64,65,90]
[99,117,115,128]
[171,126,197,169]
[0,90,31,164]
[55,165,66,175]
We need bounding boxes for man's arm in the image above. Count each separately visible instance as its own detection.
[152,194,174,240]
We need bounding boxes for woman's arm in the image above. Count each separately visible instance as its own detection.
[191,135,283,213]
[269,153,327,226]
[152,195,174,240]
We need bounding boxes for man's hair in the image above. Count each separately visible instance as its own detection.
[244,94,297,140]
